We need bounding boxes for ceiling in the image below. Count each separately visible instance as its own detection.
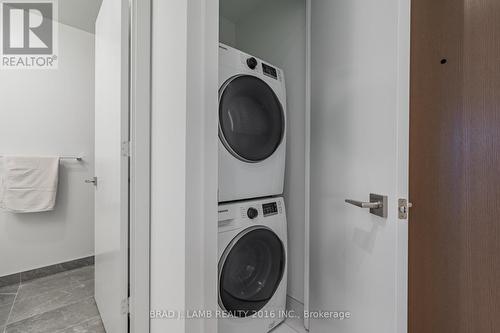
[220,0,267,23]
[58,0,102,33]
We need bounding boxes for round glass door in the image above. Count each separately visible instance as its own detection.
[219,227,286,317]
[219,75,285,162]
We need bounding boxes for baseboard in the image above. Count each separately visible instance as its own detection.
[286,295,304,313]
[0,256,94,290]
[286,295,308,332]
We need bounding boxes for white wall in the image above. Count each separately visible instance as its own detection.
[232,0,307,304]
[219,16,236,46]
[185,1,219,331]
[0,23,95,276]
[151,0,219,332]
[151,0,188,332]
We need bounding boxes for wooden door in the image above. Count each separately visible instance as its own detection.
[409,0,500,332]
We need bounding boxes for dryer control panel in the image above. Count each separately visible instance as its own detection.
[262,63,278,80]
[238,52,283,83]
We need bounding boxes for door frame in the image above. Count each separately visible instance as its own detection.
[129,0,151,332]
[150,0,410,331]
[303,0,311,329]
[395,1,411,332]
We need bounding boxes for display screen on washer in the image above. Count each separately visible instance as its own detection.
[262,63,277,79]
[262,202,278,216]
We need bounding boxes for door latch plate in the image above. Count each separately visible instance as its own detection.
[398,199,412,219]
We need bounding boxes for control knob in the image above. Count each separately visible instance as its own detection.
[246,57,258,70]
[247,207,258,219]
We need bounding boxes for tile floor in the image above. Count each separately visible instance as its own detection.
[271,315,307,333]
[0,265,105,333]
[0,263,306,333]
[281,317,307,333]
[272,323,299,333]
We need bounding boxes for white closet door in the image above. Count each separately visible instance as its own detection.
[94,0,129,332]
[308,0,410,332]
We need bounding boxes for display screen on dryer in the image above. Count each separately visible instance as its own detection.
[262,63,278,79]
[263,202,278,216]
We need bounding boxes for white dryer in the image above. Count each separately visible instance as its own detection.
[218,43,287,202]
[218,197,288,333]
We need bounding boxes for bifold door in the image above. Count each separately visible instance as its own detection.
[308,0,410,332]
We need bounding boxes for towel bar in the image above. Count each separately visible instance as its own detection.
[0,155,84,161]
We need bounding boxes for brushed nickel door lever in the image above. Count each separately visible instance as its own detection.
[345,193,388,218]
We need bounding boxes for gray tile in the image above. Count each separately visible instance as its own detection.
[283,318,307,333]
[5,297,100,333]
[0,293,16,307]
[20,257,94,283]
[0,283,19,294]
[272,323,299,333]
[57,316,106,333]
[16,266,93,301]
[9,267,94,323]
[0,274,20,290]
[0,294,16,327]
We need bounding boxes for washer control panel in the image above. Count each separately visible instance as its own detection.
[239,200,282,219]
[262,202,278,217]
[247,207,259,219]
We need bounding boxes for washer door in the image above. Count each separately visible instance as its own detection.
[219,227,286,317]
[219,75,285,162]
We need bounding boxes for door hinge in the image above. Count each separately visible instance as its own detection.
[398,199,413,219]
[121,297,130,315]
[84,176,97,186]
[121,141,131,157]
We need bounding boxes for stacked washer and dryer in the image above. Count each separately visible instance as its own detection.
[217,43,288,333]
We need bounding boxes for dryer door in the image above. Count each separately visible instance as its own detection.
[219,75,285,162]
[219,227,286,317]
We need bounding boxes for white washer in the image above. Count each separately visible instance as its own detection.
[218,43,287,202]
[218,197,288,333]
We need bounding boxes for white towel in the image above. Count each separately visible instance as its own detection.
[0,156,60,213]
